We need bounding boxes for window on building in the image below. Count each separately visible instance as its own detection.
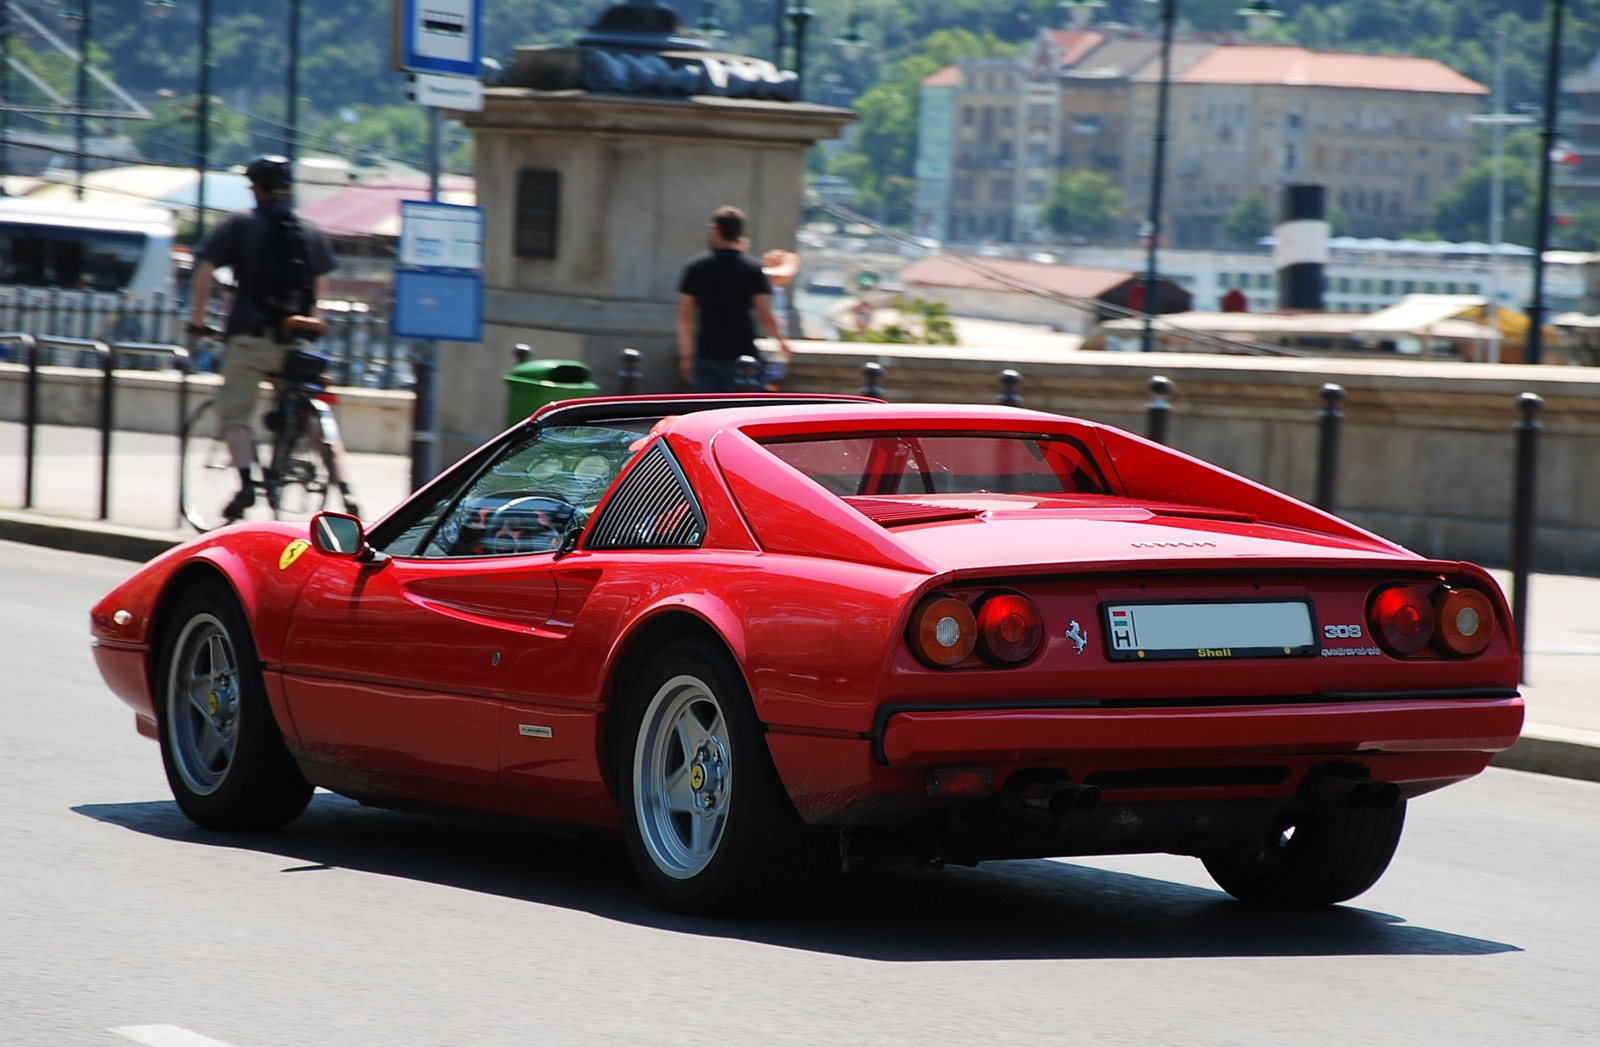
[1402,280,1415,294]
[515,168,560,259]
[1359,278,1373,294]
[1444,281,1458,294]
[1335,277,1351,293]
[1218,271,1233,288]
[1423,281,1437,293]
[992,180,1012,203]
[1001,107,1015,128]
[963,106,974,126]
[1381,280,1394,295]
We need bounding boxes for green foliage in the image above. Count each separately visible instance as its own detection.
[1042,169,1124,238]
[830,29,1014,226]
[841,296,959,343]
[1222,191,1273,247]
[1431,127,1541,245]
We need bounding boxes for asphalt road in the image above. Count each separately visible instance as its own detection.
[4,541,1598,1047]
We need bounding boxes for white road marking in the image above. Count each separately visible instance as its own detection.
[111,1025,240,1047]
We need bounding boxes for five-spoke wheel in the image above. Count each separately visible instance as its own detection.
[158,579,312,831]
[619,638,826,914]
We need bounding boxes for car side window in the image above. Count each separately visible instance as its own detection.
[413,425,644,558]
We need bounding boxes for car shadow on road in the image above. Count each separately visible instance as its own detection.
[75,794,1519,962]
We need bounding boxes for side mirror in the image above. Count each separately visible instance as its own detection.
[310,511,383,562]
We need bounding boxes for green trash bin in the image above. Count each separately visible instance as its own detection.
[504,359,600,425]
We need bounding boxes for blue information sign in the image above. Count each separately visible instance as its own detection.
[392,268,483,342]
[394,0,484,78]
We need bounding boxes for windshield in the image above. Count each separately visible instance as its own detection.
[761,432,1112,498]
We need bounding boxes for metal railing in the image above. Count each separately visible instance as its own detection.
[2,331,191,522]
[0,290,416,389]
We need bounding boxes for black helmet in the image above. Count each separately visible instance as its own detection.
[244,154,293,191]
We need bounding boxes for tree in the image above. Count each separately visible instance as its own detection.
[1042,170,1124,239]
[1431,128,1541,245]
[1222,190,1273,246]
[829,29,1014,227]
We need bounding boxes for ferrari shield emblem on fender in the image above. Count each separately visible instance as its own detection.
[1065,620,1088,655]
[279,540,311,571]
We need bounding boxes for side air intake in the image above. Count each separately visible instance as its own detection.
[585,444,705,550]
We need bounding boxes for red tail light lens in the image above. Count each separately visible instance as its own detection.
[1433,588,1495,656]
[1368,585,1435,656]
[976,593,1044,665]
[909,595,976,667]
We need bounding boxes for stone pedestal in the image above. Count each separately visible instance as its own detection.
[446,85,853,464]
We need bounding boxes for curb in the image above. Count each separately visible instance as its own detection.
[1491,724,1600,785]
[0,510,182,563]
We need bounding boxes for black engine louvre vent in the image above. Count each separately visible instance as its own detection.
[585,444,705,550]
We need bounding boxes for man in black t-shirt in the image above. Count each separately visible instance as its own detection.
[677,206,792,392]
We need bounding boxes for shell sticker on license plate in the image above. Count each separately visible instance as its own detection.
[1102,599,1318,660]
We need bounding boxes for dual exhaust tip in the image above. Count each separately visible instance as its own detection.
[1006,778,1102,820]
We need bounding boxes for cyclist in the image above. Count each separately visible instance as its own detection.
[186,154,338,522]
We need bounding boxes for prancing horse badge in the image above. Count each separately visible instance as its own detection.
[1065,620,1088,655]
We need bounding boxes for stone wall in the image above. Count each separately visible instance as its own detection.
[0,365,414,455]
[781,343,1600,574]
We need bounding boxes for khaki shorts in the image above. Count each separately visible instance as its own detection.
[215,334,281,429]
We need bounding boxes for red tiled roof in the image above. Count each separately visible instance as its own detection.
[1182,46,1487,94]
[922,65,961,88]
[1043,29,1105,68]
[295,178,475,239]
[900,255,1136,299]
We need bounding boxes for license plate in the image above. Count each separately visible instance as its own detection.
[1102,600,1318,661]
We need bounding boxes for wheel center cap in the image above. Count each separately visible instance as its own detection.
[207,692,220,717]
[689,742,726,810]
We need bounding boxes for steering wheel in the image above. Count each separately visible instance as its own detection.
[481,492,579,554]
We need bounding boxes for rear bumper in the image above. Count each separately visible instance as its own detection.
[766,694,1524,826]
[879,695,1526,767]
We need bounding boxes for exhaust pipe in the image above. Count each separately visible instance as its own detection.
[1007,779,1102,819]
[1307,771,1400,811]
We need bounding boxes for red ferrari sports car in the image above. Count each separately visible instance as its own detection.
[91,394,1524,914]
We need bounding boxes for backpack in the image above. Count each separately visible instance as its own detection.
[251,205,315,338]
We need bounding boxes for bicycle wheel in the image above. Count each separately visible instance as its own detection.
[179,399,271,532]
[263,397,352,523]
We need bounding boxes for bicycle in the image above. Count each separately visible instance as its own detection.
[180,324,359,531]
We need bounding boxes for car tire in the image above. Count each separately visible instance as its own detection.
[1202,801,1407,906]
[618,638,827,915]
[157,578,313,831]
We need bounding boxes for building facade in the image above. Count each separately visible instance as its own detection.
[915,30,1488,251]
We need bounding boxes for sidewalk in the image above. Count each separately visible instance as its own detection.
[1,420,1595,784]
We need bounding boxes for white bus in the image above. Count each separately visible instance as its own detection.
[0,198,176,305]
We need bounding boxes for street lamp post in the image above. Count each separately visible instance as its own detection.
[63,0,92,200]
[195,0,212,238]
[786,4,813,100]
[1526,0,1568,367]
[1,0,11,194]
[1138,0,1175,352]
[285,0,301,168]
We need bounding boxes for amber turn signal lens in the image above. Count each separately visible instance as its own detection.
[1433,588,1494,656]
[976,593,1044,665]
[909,595,976,667]
[1368,585,1435,656]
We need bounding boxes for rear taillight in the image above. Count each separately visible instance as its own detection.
[976,593,1044,665]
[1368,585,1435,656]
[908,595,976,667]
[1433,588,1495,656]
